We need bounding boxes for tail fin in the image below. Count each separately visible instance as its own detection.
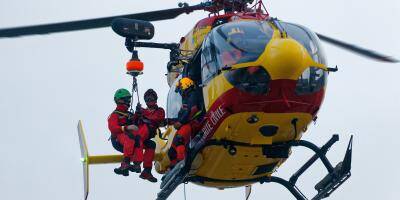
[77,120,126,200]
[77,120,89,200]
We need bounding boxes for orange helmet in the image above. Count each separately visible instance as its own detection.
[176,77,194,90]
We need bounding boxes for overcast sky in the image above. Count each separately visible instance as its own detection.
[0,0,399,200]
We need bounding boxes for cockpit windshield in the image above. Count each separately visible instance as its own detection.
[202,21,273,69]
[280,22,327,65]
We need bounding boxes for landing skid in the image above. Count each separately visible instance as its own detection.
[156,134,353,200]
[285,135,353,200]
[157,160,188,200]
[157,133,205,200]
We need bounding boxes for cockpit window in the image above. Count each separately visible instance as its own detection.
[201,21,273,83]
[214,21,273,66]
[201,35,219,83]
[295,67,327,95]
[224,66,271,95]
[166,75,182,118]
[280,22,327,65]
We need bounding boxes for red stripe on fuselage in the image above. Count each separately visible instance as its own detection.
[213,79,324,115]
[200,79,325,140]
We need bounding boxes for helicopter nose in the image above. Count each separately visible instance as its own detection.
[262,38,308,79]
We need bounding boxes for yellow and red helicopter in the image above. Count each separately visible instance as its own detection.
[1,0,398,200]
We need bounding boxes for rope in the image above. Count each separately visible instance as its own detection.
[136,79,140,105]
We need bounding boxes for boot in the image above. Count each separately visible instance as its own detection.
[140,168,158,183]
[129,162,142,173]
[114,157,130,176]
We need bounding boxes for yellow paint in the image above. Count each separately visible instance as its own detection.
[88,155,123,164]
[196,145,281,182]
[154,126,178,173]
[232,37,326,80]
[214,112,312,144]
[192,112,310,186]
[202,73,234,110]
[232,21,326,79]
[180,26,212,53]
[192,26,212,49]
[193,181,255,188]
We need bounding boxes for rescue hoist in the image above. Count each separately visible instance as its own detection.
[112,18,185,112]
[125,46,143,113]
[123,37,182,114]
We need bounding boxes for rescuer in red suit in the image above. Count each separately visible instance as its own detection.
[130,89,165,182]
[108,88,139,176]
[168,77,203,168]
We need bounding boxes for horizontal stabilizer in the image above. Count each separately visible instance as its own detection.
[88,155,124,164]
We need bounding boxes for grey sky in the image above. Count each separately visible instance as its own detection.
[0,0,399,199]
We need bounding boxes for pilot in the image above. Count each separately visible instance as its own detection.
[221,27,246,67]
[168,77,203,168]
[130,89,165,182]
[107,88,138,176]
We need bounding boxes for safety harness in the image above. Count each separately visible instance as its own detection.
[113,110,130,117]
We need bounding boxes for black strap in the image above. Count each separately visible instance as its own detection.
[113,110,130,117]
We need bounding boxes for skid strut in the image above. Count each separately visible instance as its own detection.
[157,133,206,200]
[261,135,353,200]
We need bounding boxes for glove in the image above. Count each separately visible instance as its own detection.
[135,103,142,114]
[173,122,182,130]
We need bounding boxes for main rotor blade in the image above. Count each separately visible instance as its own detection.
[0,4,204,38]
[316,33,398,63]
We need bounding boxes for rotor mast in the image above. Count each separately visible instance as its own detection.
[205,0,269,15]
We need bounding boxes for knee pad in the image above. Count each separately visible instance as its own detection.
[144,140,156,149]
[173,135,185,146]
[134,135,141,148]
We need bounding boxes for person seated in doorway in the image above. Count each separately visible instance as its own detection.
[168,77,203,169]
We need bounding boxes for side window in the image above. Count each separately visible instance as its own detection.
[201,33,218,84]
[167,75,182,118]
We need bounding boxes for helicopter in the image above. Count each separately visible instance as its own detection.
[1,0,398,200]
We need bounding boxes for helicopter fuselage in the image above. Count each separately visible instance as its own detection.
[155,12,328,188]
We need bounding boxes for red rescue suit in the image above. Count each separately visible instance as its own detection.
[169,88,202,166]
[107,104,135,158]
[131,106,165,168]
